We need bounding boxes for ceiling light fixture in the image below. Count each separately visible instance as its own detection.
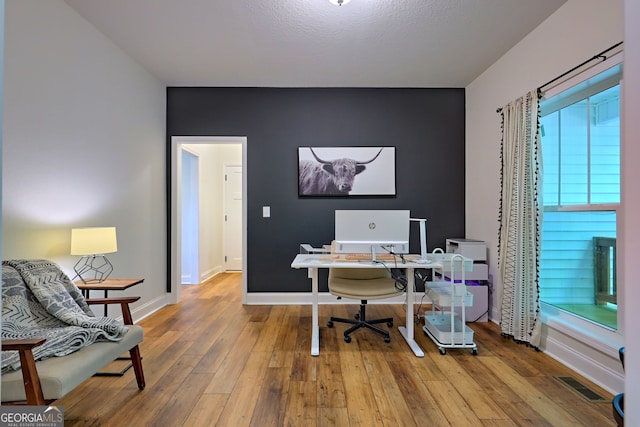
[329,0,351,6]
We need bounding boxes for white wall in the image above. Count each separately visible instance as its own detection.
[3,0,637,418]
[623,0,639,424]
[2,0,167,319]
[466,0,624,393]
[0,0,4,266]
[183,143,242,282]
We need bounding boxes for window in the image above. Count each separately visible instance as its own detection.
[539,62,621,330]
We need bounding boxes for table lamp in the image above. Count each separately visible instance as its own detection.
[71,227,118,283]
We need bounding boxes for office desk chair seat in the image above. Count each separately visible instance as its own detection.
[327,268,403,343]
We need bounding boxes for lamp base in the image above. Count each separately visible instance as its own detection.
[74,255,113,284]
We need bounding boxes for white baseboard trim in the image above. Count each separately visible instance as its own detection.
[130,294,170,323]
[201,266,222,283]
[488,307,624,394]
[542,329,624,394]
[244,292,426,306]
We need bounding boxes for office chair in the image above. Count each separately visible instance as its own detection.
[326,267,403,343]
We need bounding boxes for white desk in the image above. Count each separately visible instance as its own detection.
[291,253,445,357]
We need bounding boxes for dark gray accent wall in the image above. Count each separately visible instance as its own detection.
[166,87,465,293]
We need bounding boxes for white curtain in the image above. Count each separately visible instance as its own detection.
[498,90,542,348]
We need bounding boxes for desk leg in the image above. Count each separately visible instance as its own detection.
[398,268,424,357]
[310,267,320,356]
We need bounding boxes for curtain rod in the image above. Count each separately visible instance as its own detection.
[496,41,623,114]
[537,41,623,93]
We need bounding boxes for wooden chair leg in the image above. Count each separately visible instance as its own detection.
[18,347,47,405]
[129,345,145,390]
[2,339,48,405]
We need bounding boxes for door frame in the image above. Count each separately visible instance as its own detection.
[170,136,248,304]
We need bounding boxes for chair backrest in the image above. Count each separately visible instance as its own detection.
[329,267,391,281]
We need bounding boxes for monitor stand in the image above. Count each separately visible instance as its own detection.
[371,244,378,263]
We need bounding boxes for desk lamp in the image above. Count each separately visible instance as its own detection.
[410,218,429,263]
[71,227,117,283]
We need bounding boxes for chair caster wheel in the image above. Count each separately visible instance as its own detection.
[354,313,360,320]
[387,321,393,327]
[327,321,334,328]
[472,349,478,355]
[384,336,391,343]
[344,335,352,343]
[439,348,446,355]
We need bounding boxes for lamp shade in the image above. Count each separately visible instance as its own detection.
[71,227,118,255]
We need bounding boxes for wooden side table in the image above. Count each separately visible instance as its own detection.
[75,278,144,377]
[76,278,144,316]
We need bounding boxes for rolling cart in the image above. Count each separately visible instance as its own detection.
[423,251,478,355]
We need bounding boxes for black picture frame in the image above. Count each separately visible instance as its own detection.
[298,146,396,197]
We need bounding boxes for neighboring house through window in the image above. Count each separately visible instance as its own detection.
[539,58,622,330]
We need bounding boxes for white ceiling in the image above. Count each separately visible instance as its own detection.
[64,0,567,88]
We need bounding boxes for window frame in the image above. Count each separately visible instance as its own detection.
[538,52,622,331]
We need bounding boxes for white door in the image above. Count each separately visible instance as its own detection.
[224,165,243,271]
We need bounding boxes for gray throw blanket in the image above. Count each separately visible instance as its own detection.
[1,259,128,372]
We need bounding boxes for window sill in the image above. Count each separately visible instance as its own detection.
[540,302,623,357]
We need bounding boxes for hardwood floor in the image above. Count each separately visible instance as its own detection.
[58,273,617,426]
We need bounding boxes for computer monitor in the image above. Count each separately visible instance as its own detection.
[334,210,410,260]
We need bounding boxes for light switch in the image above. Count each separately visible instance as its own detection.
[263,206,271,217]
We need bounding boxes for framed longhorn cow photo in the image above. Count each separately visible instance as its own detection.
[298,146,396,196]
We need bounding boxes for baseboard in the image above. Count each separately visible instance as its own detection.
[129,294,170,323]
[539,314,624,394]
[244,292,425,306]
[542,328,624,394]
[201,266,222,283]
[487,305,623,394]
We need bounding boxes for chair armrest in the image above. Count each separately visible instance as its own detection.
[86,296,141,305]
[86,297,140,325]
[1,338,47,405]
[1,338,46,351]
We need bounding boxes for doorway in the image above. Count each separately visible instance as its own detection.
[170,136,248,304]
[181,148,199,284]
